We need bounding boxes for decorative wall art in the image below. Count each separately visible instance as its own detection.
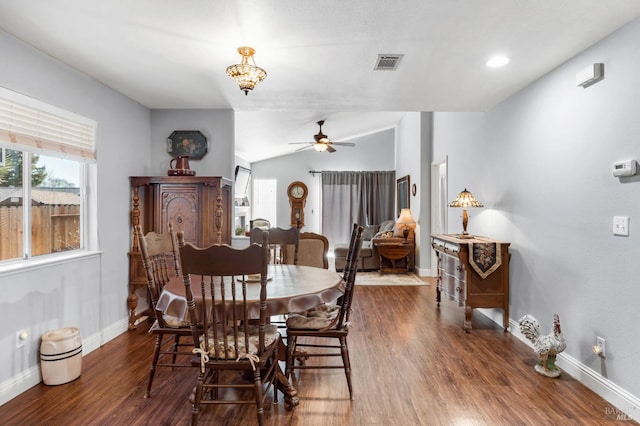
[396,175,410,216]
[167,130,208,159]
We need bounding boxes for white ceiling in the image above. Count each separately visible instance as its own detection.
[1,1,639,162]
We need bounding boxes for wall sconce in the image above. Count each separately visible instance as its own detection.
[449,188,483,239]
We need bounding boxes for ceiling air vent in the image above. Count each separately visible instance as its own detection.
[374,54,403,71]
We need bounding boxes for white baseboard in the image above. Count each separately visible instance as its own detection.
[0,317,130,406]
[0,365,41,406]
[415,266,435,277]
[508,317,639,420]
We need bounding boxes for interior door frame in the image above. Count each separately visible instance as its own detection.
[430,156,448,275]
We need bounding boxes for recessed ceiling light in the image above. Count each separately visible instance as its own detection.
[486,56,510,68]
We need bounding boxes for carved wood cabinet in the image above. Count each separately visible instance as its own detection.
[431,234,510,332]
[127,176,232,329]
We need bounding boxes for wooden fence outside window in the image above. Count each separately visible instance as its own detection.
[0,205,80,260]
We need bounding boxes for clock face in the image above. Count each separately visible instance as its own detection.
[291,185,305,199]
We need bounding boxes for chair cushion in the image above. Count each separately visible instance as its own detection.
[202,324,279,360]
[286,303,340,330]
[162,313,191,328]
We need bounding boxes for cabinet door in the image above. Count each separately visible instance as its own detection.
[158,184,199,245]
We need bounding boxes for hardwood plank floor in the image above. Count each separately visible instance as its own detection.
[0,280,633,425]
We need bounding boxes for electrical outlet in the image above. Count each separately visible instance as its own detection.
[15,330,28,349]
[596,336,606,357]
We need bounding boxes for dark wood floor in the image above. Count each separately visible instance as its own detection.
[0,280,632,425]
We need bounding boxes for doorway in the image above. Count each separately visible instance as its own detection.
[430,156,448,274]
[252,178,277,226]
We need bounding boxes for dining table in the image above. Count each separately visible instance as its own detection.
[155,263,345,409]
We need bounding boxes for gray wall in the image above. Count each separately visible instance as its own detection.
[434,19,640,408]
[0,30,150,400]
[2,14,639,412]
[149,109,235,178]
[251,128,396,235]
[395,112,433,274]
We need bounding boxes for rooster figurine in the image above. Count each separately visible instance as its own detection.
[518,314,566,378]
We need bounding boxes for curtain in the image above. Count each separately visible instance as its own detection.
[321,170,395,249]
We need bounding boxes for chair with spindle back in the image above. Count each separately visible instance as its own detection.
[177,231,280,426]
[250,226,300,265]
[285,223,364,400]
[136,223,194,399]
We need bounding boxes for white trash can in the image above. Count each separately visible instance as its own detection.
[40,327,82,385]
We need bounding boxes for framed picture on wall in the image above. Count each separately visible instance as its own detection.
[396,174,410,216]
[167,130,208,160]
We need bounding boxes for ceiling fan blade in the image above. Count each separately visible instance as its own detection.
[326,145,337,153]
[288,142,314,145]
[295,145,314,152]
[331,142,356,147]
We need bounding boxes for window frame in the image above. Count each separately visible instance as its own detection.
[0,87,98,271]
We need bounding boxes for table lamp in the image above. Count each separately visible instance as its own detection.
[396,208,416,243]
[448,188,483,238]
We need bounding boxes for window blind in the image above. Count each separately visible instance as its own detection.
[0,89,96,161]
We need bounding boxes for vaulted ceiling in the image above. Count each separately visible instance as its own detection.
[1,1,639,161]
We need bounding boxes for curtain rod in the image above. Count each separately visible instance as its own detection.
[308,170,321,175]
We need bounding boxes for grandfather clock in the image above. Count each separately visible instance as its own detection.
[287,181,308,228]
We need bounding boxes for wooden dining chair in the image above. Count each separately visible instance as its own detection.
[177,231,281,426]
[285,224,364,400]
[289,232,330,269]
[249,217,271,230]
[136,223,194,399]
[251,226,300,265]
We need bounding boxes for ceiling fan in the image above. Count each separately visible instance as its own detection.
[289,120,356,153]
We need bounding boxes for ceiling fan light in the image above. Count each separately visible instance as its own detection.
[314,143,328,152]
[226,46,267,95]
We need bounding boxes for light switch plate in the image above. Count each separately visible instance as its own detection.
[613,216,629,236]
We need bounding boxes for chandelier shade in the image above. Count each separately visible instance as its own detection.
[226,46,267,95]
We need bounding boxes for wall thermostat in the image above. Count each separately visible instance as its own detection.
[612,160,637,177]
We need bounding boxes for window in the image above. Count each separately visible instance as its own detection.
[0,87,96,263]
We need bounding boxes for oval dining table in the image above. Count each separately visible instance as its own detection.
[156,263,345,409]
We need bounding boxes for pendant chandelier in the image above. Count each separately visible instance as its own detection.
[226,46,267,95]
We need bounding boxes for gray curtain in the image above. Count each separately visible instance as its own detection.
[321,170,395,249]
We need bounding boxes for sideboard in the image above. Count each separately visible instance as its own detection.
[127,175,232,329]
[431,234,510,332]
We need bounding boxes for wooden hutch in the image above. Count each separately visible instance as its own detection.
[128,176,232,329]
